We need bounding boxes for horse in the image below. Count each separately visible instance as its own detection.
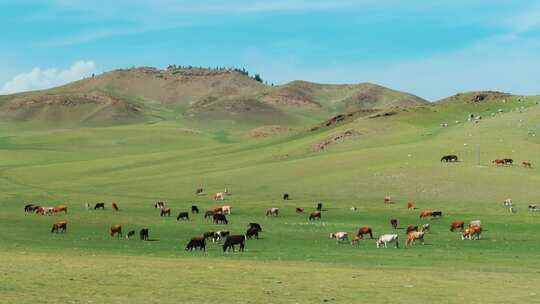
[51,221,67,233]
[160,208,171,217]
[441,155,458,162]
[109,224,122,237]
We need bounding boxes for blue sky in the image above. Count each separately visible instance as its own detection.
[1,0,540,100]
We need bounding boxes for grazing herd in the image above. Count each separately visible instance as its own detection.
[23,181,538,255]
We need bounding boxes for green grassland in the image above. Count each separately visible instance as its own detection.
[0,95,539,303]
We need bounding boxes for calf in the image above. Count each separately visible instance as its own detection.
[357,227,373,239]
[191,205,199,214]
[139,228,149,240]
[309,211,321,221]
[176,212,189,221]
[222,235,245,252]
[109,224,122,238]
[185,236,206,251]
[213,213,228,225]
[51,221,67,233]
[390,219,398,229]
[450,221,465,232]
[246,227,260,239]
[376,234,399,248]
[160,208,171,217]
[406,231,425,246]
[94,202,105,210]
[126,230,135,239]
[330,232,348,243]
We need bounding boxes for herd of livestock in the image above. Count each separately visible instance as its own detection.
[23,175,538,253]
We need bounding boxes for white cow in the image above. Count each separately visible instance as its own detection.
[376,234,399,248]
[330,232,349,243]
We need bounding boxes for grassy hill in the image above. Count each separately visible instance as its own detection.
[0,72,539,303]
[0,67,428,130]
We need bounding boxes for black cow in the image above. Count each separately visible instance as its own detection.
[504,158,514,165]
[213,213,228,224]
[223,235,245,252]
[283,193,290,200]
[246,227,259,239]
[191,205,199,214]
[390,219,398,229]
[431,211,443,218]
[24,204,36,213]
[316,203,323,211]
[139,228,149,241]
[248,223,262,232]
[441,155,458,162]
[185,237,206,251]
[94,202,105,210]
[177,212,189,221]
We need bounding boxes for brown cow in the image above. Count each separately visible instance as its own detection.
[462,226,482,240]
[53,205,68,214]
[492,159,505,166]
[406,231,425,246]
[185,236,206,251]
[407,202,415,210]
[160,208,171,217]
[296,207,304,213]
[109,224,122,237]
[51,221,67,233]
[522,162,532,168]
[450,221,465,232]
[419,210,432,218]
[112,203,119,211]
[309,211,321,221]
[357,227,373,239]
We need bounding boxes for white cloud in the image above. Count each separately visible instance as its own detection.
[0,60,97,95]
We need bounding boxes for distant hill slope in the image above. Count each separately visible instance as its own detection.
[0,67,428,128]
